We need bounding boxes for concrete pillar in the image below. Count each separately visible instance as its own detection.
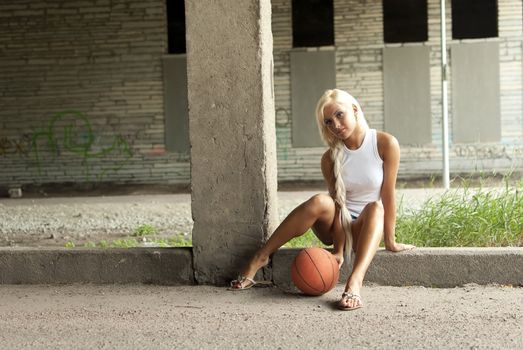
[186,0,278,285]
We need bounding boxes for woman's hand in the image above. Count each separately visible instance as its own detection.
[385,242,415,252]
[332,252,344,270]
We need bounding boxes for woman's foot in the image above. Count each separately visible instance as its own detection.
[338,278,363,310]
[229,276,257,290]
[229,253,270,290]
[337,292,363,311]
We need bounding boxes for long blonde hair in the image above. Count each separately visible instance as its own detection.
[315,89,369,265]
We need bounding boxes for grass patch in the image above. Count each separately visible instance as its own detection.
[62,177,522,249]
[283,229,327,248]
[396,183,523,247]
[84,241,96,248]
[132,224,158,236]
[165,235,192,247]
[283,180,523,248]
[110,238,139,248]
[64,234,192,249]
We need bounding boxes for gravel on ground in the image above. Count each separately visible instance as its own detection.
[0,188,472,247]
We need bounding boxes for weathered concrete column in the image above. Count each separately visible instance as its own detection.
[186,0,278,284]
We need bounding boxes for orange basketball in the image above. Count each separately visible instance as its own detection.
[291,247,340,296]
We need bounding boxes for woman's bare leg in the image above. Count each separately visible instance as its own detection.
[312,206,346,267]
[231,194,337,288]
[340,201,384,308]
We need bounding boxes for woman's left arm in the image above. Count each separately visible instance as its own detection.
[378,132,415,252]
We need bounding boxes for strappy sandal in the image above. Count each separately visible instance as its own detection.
[229,276,257,291]
[337,291,363,311]
[228,276,272,291]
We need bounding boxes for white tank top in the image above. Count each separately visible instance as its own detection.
[340,128,384,217]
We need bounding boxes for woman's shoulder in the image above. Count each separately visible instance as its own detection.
[376,131,399,160]
[376,130,399,145]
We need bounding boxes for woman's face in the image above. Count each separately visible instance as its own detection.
[322,102,356,140]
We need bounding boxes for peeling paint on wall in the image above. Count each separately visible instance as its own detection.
[453,145,513,160]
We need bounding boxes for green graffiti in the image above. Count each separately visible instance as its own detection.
[30,111,134,181]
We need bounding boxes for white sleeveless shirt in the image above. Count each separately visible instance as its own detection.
[340,128,384,217]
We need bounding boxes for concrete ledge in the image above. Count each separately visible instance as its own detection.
[273,247,523,290]
[0,248,194,285]
[1,247,522,287]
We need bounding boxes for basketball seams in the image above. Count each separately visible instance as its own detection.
[291,247,339,296]
[293,259,322,294]
[304,249,327,293]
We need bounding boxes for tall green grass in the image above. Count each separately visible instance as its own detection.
[64,179,521,249]
[284,181,523,248]
[396,183,523,247]
[283,228,327,248]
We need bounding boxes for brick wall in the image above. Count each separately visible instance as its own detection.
[1,0,522,187]
[0,0,190,186]
[272,0,523,181]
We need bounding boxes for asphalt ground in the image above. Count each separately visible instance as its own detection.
[0,284,521,349]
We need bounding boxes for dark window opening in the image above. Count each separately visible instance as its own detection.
[383,0,428,43]
[167,0,186,54]
[292,0,334,48]
[451,0,498,39]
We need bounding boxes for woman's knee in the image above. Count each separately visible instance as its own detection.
[366,201,384,219]
[306,194,335,215]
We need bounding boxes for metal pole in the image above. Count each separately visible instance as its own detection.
[440,0,450,189]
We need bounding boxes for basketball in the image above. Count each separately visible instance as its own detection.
[291,247,340,296]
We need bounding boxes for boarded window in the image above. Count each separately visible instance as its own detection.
[290,51,336,147]
[383,0,428,43]
[383,46,431,144]
[451,0,498,39]
[164,1,188,152]
[167,0,186,54]
[163,56,189,153]
[292,0,334,47]
[451,42,501,143]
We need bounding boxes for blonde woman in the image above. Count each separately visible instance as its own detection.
[230,89,415,311]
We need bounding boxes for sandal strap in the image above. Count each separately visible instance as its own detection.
[230,275,256,288]
[341,292,362,302]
